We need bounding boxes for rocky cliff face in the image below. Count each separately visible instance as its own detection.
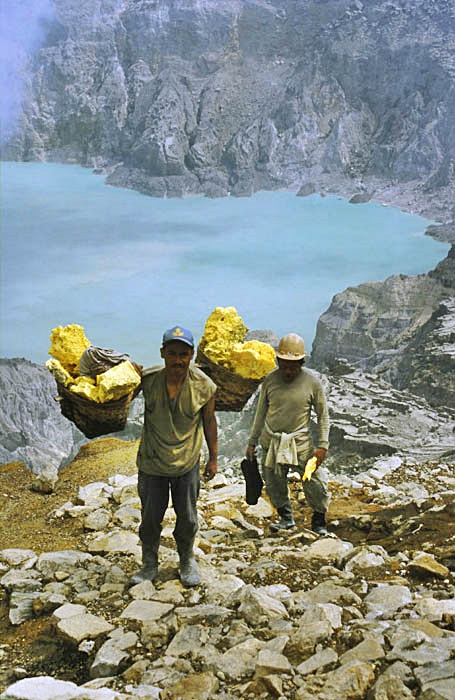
[0,358,143,474]
[3,0,455,472]
[0,359,86,474]
[392,296,455,408]
[4,0,455,230]
[310,245,455,408]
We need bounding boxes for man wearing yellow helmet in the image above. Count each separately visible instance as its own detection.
[246,333,330,535]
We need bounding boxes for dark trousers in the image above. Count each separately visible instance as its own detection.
[138,462,200,552]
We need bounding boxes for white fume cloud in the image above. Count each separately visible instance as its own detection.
[0,0,56,142]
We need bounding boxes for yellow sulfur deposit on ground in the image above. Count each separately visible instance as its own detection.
[200,306,276,379]
[97,361,141,403]
[49,324,91,375]
[229,340,276,379]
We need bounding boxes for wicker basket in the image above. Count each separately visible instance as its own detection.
[196,348,261,411]
[54,382,135,439]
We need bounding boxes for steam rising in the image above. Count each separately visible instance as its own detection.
[0,0,56,143]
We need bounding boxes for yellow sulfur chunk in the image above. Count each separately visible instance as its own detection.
[70,379,101,403]
[229,340,276,379]
[45,358,74,387]
[73,375,96,386]
[200,306,248,366]
[200,306,277,380]
[49,324,91,375]
[97,361,141,403]
[302,456,318,481]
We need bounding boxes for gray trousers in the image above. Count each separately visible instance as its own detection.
[262,461,329,514]
[138,462,200,552]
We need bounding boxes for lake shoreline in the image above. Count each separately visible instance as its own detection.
[95,161,455,244]
[3,156,454,244]
[2,161,450,367]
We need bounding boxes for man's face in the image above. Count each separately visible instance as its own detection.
[277,357,304,383]
[161,341,194,379]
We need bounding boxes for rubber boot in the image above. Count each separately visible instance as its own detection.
[130,543,159,586]
[311,510,328,536]
[269,504,296,532]
[178,545,201,588]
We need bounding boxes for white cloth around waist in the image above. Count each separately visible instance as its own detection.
[263,421,309,470]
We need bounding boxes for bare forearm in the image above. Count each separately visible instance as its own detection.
[204,420,218,460]
[203,397,218,461]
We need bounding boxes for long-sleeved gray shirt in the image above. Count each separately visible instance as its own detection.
[249,367,330,464]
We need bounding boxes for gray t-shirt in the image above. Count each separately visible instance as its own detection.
[137,364,217,476]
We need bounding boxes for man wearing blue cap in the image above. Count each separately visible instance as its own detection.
[131,326,218,588]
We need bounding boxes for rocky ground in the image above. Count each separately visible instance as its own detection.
[0,438,454,699]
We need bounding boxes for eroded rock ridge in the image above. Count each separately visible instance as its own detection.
[3,0,454,231]
[310,245,455,410]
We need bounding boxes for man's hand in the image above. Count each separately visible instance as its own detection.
[246,444,256,461]
[203,457,217,481]
[313,448,327,466]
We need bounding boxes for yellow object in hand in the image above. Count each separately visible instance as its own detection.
[302,456,318,481]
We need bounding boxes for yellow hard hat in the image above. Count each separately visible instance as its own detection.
[276,333,306,360]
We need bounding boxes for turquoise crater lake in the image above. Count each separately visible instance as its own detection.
[1,162,448,367]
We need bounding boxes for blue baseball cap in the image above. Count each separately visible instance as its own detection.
[162,326,194,348]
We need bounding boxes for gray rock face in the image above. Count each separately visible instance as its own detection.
[310,246,455,409]
[311,273,446,367]
[324,366,455,463]
[0,358,146,474]
[392,296,455,408]
[3,0,455,227]
[0,358,85,474]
